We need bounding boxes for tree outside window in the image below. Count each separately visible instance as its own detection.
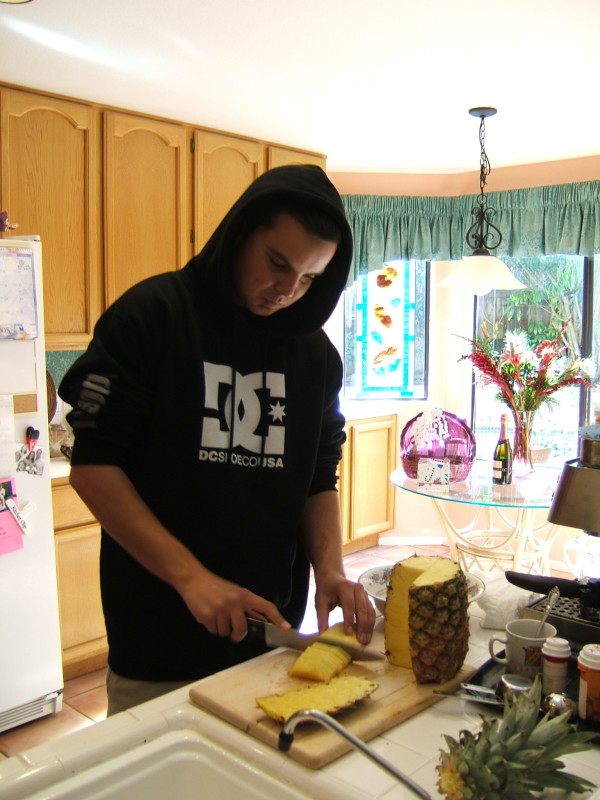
[472,256,599,463]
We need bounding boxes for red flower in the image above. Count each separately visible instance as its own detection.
[458,319,592,414]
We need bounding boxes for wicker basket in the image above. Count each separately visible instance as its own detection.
[400,410,476,482]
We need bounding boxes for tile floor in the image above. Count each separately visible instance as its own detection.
[5,537,572,762]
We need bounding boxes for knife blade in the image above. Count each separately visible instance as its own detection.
[246,618,385,661]
[434,690,503,707]
[505,571,600,608]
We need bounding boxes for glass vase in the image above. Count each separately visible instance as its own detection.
[512,410,535,477]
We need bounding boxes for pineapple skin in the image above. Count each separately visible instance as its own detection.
[256,674,378,723]
[409,571,469,683]
[384,556,469,683]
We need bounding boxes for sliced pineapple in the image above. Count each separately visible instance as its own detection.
[318,621,361,646]
[289,641,351,682]
[256,674,378,723]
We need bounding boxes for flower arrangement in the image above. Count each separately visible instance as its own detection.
[460,319,593,470]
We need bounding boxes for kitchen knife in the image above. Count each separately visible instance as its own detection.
[505,571,600,609]
[246,618,385,661]
[434,690,503,707]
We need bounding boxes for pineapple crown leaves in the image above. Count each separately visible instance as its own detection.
[436,676,596,799]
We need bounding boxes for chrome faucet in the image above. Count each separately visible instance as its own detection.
[279,709,433,800]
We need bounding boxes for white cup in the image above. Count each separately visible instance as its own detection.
[488,618,557,679]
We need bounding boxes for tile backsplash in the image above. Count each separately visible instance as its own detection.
[45,350,83,426]
[45,351,83,388]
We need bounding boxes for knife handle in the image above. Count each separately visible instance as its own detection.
[505,571,580,598]
[246,617,267,640]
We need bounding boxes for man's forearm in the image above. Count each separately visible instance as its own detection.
[300,490,345,581]
[69,464,205,593]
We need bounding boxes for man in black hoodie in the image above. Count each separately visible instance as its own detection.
[59,165,376,714]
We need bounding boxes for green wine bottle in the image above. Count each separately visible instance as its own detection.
[492,413,512,485]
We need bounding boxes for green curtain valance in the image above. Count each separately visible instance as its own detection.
[342,180,600,281]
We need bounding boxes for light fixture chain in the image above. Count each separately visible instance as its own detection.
[478,115,491,199]
[463,107,503,254]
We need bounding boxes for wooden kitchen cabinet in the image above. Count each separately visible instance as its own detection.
[52,478,107,680]
[193,130,264,250]
[0,88,103,350]
[341,415,397,553]
[104,111,192,305]
[267,145,326,170]
[1,83,327,348]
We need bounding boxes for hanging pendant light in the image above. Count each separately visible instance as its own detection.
[439,107,526,296]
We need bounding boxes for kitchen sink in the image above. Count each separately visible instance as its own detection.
[22,728,309,800]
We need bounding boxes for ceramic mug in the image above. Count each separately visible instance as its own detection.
[488,619,557,679]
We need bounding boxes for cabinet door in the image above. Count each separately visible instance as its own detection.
[0,89,103,349]
[194,131,264,250]
[54,523,107,680]
[348,416,397,540]
[267,146,326,170]
[104,112,191,305]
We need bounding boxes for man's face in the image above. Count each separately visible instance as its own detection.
[232,213,337,316]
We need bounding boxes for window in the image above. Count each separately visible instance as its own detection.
[342,260,429,400]
[472,255,599,462]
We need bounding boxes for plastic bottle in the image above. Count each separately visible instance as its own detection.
[577,643,600,722]
[492,413,512,485]
[542,637,571,695]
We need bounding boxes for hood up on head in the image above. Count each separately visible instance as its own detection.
[184,165,353,336]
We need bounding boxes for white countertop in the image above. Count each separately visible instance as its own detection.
[1,603,599,800]
[49,457,71,481]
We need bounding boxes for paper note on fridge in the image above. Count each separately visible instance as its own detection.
[0,477,23,554]
[0,244,38,339]
[0,503,24,555]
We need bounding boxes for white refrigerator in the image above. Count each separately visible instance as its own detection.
[0,236,63,733]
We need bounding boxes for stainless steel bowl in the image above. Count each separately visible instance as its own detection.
[496,673,533,703]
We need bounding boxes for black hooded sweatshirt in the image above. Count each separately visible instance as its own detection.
[58,165,354,681]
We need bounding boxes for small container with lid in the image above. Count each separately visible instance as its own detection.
[542,637,571,695]
[577,643,600,722]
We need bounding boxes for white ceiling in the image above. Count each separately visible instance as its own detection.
[1,0,599,174]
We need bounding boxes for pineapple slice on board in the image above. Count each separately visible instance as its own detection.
[289,641,351,682]
[256,674,378,724]
[318,621,362,646]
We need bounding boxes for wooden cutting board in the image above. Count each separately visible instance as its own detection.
[189,631,475,769]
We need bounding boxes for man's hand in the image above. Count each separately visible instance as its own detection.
[313,571,376,645]
[176,566,291,643]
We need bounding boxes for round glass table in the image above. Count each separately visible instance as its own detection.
[390,460,562,574]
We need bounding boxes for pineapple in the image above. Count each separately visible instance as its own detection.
[318,621,361,646]
[256,674,378,723]
[384,556,469,683]
[289,641,351,682]
[437,675,596,799]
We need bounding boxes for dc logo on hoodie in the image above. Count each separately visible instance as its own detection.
[199,362,285,468]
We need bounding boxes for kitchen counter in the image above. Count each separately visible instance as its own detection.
[1,602,599,799]
[49,457,71,481]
